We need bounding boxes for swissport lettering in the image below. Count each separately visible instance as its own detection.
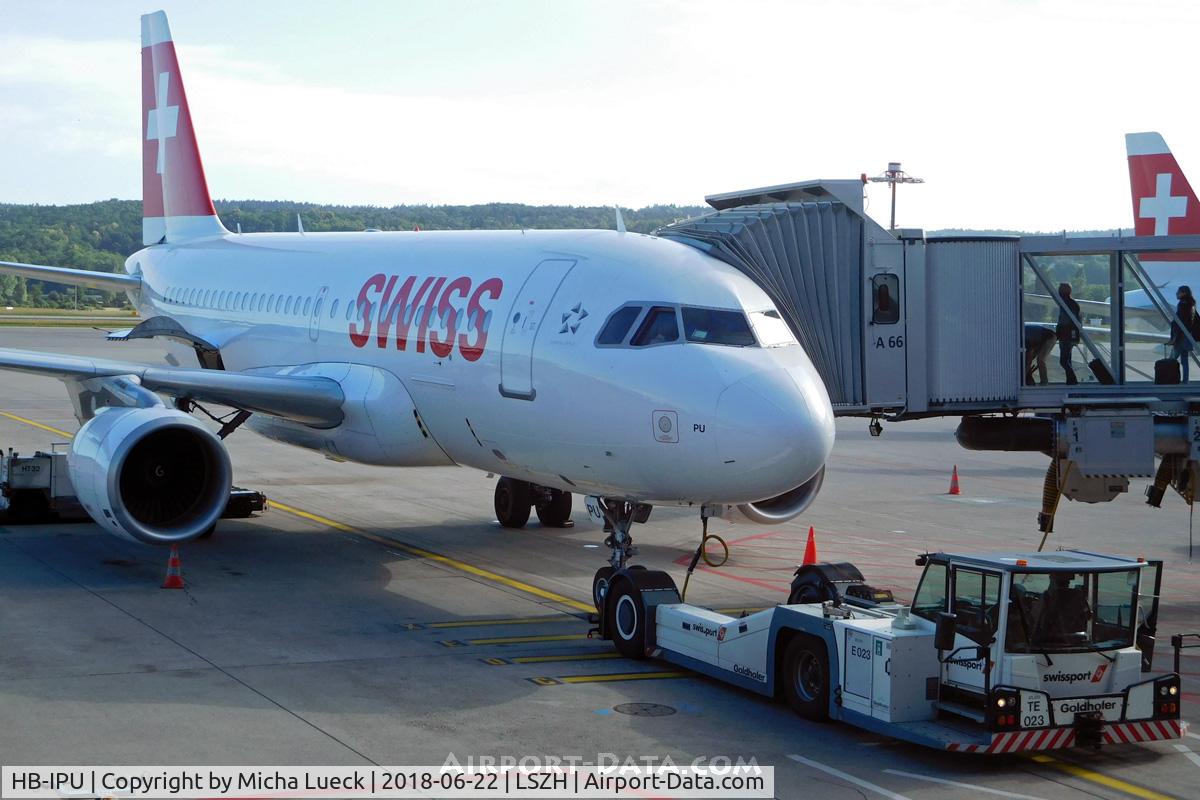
[350,274,503,360]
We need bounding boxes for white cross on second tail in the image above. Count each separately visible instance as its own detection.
[146,71,178,175]
[1140,172,1188,235]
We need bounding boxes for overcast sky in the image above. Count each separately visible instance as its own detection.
[1,0,1198,232]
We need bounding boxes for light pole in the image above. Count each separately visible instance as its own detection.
[863,162,925,232]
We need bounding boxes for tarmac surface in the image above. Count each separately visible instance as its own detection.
[2,327,1200,799]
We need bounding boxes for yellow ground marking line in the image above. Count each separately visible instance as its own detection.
[509,652,623,665]
[0,407,598,616]
[267,500,595,613]
[0,410,72,438]
[426,615,574,629]
[446,633,590,647]
[1027,754,1175,800]
[555,671,690,684]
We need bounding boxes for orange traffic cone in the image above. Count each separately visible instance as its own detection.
[948,465,961,495]
[802,526,818,566]
[162,545,185,589]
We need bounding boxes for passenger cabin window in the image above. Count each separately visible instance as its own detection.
[597,306,642,345]
[872,273,900,324]
[952,567,1001,645]
[911,561,948,621]
[631,306,679,346]
[681,307,756,346]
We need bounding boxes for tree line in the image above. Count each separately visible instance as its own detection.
[0,199,707,308]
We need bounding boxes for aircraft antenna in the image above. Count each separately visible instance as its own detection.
[863,162,924,232]
[615,206,627,235]
[297,213,305,234]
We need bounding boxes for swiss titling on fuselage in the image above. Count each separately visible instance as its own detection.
[348,272,503,359]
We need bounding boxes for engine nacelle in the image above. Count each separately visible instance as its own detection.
[69,407,232,545]
[707,466,825,525]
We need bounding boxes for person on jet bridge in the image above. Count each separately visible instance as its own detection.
[1170,285,1198,382]
[1024,324,1056,385]
[1055,283,1081,385]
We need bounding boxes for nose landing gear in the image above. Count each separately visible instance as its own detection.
[586,497,652,609]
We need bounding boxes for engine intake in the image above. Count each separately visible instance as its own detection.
[69,407,232,544]
[710,466,825,525]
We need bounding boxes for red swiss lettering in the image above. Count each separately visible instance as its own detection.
[430,276,472,358]
[460,277,504,362]
[349,273,386,348]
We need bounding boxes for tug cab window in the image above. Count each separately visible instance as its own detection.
[1006,569,1137,653]
[681,307,756,346]
[597,305,642,345]
[911,560,948,621]
[952,567,1001,644]
[632,306,680,346]
[872,273,900,324]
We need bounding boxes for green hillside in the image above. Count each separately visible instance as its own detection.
[0,199,707,309]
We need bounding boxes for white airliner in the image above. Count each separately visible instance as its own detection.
[0,11,834,599]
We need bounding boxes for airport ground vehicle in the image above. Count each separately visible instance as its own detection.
[0,446,265,528]
[596,551,1187,753]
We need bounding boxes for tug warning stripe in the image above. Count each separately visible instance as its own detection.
[945,719,1185,753]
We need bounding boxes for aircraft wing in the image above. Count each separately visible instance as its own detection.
[0,260,142,292]
[1025,292,1172,325]
[0,348,344,427]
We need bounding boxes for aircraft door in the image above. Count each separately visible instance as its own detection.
[499,259,576,400]
[309,286,328,342]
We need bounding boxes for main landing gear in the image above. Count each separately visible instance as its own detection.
[493,477,574,529]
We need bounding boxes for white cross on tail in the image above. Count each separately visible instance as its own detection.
[1140,172,1187,236]
[146,71,179,175]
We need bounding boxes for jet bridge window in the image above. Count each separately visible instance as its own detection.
[632,306,680,346]
[871,273,900,324]
[681,307,756,347]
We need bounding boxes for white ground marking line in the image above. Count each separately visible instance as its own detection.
[787,755,912,800]
[883,769,1046,800]
[1172,743,1200,769]
[1187,730,1200,741]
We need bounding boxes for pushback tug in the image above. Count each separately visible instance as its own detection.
[596,550,1186,753]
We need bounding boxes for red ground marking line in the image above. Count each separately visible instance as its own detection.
[722,529,797,546]
[687,566,791,593]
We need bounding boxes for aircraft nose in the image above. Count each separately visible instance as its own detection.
[715,363,835,493]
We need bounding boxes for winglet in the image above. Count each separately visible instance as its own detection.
[141,10,228,245]
[615,206,626,235]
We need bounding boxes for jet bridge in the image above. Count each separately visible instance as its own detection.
[659,180,1200,527]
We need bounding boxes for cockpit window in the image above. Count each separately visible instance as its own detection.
[748,309,797,347]
[681,307,756,347]
[631,306,680,346]
[597,305,642,345]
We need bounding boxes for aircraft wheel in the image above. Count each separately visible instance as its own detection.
[783,636,830,721]
[494,477,531,528]
[535,489,573,527]
[198,523,216,539]
[592,566,614,611]
[607,579,647,659]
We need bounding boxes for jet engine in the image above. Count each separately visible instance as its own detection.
[68,407,232,545]
[708,466,825,525]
